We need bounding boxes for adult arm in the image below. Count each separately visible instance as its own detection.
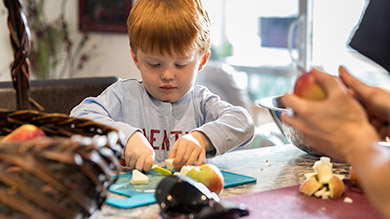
[281,68,390,218]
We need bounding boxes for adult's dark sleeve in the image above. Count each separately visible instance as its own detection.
[349,0,390,72]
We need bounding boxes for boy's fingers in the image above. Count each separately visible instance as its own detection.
[186,150,199,166]
[168,145,177,159]
[182,145,196,164]
[128,156,137,168]
[195,149,206,166]
[173,144,186,165]
[135,155,146,171]
[144,156,154,172]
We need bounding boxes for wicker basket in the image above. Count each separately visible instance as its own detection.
[0,1,123,218]
[0,110,124,218]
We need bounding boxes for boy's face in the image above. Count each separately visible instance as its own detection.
[131,49,210,103]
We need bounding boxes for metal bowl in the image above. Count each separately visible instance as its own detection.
[257,95,322,156]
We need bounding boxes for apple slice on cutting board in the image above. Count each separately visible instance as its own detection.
[130,170,149,185]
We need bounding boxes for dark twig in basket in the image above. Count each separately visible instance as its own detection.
[3,0,32,110]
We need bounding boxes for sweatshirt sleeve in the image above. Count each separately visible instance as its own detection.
[69,81,141,145]
[192,86,255,156]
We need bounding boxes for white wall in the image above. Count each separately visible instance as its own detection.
[0,1,140,81]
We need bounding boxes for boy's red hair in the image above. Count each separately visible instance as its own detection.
[127,0,211,56]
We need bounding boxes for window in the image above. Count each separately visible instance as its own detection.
[204,0,300,100]
[203,0,389,100]
[312,0,389,87]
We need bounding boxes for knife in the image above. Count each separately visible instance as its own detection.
[120,158,172,176]
[151,164,172,176]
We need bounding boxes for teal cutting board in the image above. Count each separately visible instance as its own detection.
[106,170,256,209]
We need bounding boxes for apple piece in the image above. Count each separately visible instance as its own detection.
[293,70,327,101]
[186,163,224,195]
[322,191,331,199]
[313,157,333,184]
[130,169,149,185]
[1,124,46,143]
[314,186,327,198]
[349,166,362,190]
[179,165,195,176]
[299,175,322,196]
[165,158,174,171]
[334,174,345,181]
[328,175,345,199]
[304,172,317,179]
[344,197,353,203]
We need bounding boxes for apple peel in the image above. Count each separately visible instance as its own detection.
[293,70,327,101]
[184,164,224,195]
[328,175,345,199]
[1,124,46,143]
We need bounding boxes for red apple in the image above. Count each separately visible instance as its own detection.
[293,70,327,100]
[1,124,46,143]
[185,163,224,195]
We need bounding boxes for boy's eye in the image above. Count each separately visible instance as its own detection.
[175,64,186,68]
[148,63,160,68]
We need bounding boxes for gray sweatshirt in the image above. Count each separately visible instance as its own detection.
[70,78,254,162]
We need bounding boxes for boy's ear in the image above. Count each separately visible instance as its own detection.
[198,51,211,71]
[130,48,140,69]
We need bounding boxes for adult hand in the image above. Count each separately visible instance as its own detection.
[339,66,390,140]
[124,131,155,172]
[168,131,209,171]
[281,68,380,162]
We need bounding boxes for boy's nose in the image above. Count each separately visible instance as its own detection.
[160,69,175,81]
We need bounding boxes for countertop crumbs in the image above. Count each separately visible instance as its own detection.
[265,160,269,163]
[343,197,353,203]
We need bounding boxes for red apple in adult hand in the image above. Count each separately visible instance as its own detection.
[1,124,46,143]
[185,163,224,195]
[293,69,327,100]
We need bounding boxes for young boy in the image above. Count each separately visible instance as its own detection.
[70,0,255,172]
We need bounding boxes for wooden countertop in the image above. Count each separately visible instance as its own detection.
[98,144,350,219]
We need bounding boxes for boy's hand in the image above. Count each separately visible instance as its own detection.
[124,131,155,172]
[168,131,211,171]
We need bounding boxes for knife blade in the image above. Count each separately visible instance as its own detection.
[119,158,172,176]
[151,164,172,176]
